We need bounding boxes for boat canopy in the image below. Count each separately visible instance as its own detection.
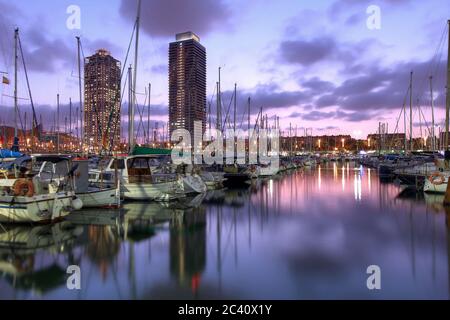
[34,155,70,163]
[132,146,172,156]
[0,149,23,158]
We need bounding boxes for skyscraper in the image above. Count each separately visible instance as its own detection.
[84,49,121,152]
[169,32,206,144]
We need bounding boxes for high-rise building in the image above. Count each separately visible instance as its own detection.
[169,32,206,145]
[84,49,121,152]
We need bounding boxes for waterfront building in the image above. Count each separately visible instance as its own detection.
[84,49,121,153]
[168,32,206,145]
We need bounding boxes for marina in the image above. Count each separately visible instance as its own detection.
[0,0,450,303]
[0,162,449,299]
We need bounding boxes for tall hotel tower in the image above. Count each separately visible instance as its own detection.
[169,32,206,144]
[84,49,121,152]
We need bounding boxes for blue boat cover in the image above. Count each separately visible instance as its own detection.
[0,149,23,158]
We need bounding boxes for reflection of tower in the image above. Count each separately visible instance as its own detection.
[86,225,120,281]
[169,207,207,293]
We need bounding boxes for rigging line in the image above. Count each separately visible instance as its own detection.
[414,23,447,108]
[135,93,148,142]
[106,21,137,153]
[17,34,39,136]
[79,40,86,60]
[387,84,409,149]
[222,90,235,131]
[16,105,28,149]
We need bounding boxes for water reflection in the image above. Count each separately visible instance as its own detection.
[0,222,82,298]
[0,163,449,299]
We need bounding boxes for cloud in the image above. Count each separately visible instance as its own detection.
[279,37,336,66]
[83,38,123,60]
[0,3,72,73]
[278,36,372,67]
[119,0,232,38]
[287,109,379,123]
[219,83,312,118]
[302,77,336,93]
[315,59,448,112]
[150,64,167,74]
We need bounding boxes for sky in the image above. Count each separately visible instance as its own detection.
[0,0,449,140]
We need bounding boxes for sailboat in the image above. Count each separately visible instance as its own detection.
[0,29,81,223]
[424,20,450,194]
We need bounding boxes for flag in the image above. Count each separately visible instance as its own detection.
[2,76,9,85]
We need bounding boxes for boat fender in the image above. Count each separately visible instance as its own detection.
[72,196,83,210]
[429,172,445,185]
[13,179,34,197]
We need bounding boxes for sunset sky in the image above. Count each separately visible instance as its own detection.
[0,0,449,140]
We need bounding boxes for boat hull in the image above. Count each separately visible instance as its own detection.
[423,179,448,194]
[122,181,184,201]
[77,188,120,208]
[0,193,74,223]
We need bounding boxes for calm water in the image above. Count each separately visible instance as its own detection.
[1,162,449,300]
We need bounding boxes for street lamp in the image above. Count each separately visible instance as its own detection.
[341,138,345,149]
[318,139,321,149]
[368,138,371,148]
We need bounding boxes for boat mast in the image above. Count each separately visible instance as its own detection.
[409,71,413,152]
[445,20,450,151]
[247,97,251,162]
[217,67,222,133]
[430,76,435,152]
[76,36,83,153]
[216,81,220,133]
[147,82,151,145]
[130,0,141,152]
[233,83,237,134]
[403,101,407,154]
[57,93,60,154]
[14,28,18,141]
[208,102,211,139]
[128,65,133,148]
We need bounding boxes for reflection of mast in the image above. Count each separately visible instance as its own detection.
[409,203,416,280]
[169,208,206,295]
[128,242,137,300]
[445,207,450,299]
[217,206,222,291]
[233,207,238,267]
[86,226,120,281]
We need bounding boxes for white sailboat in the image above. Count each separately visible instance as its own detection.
[89,155,185,201]
[0,30,81,223]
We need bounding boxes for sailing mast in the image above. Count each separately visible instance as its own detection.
[57,93,60,153]
[128,65,133,148]
[130,0,141,152]
[233,83,237,134]
[13,28,18,144]
[217,67,222,133]
[147,82,151,145]
[76,36,83,153]
[409,71,413,152]
[403,101,407,154]
[430,76,435,152]
[445,20,450,151]
[216,81,220,133]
